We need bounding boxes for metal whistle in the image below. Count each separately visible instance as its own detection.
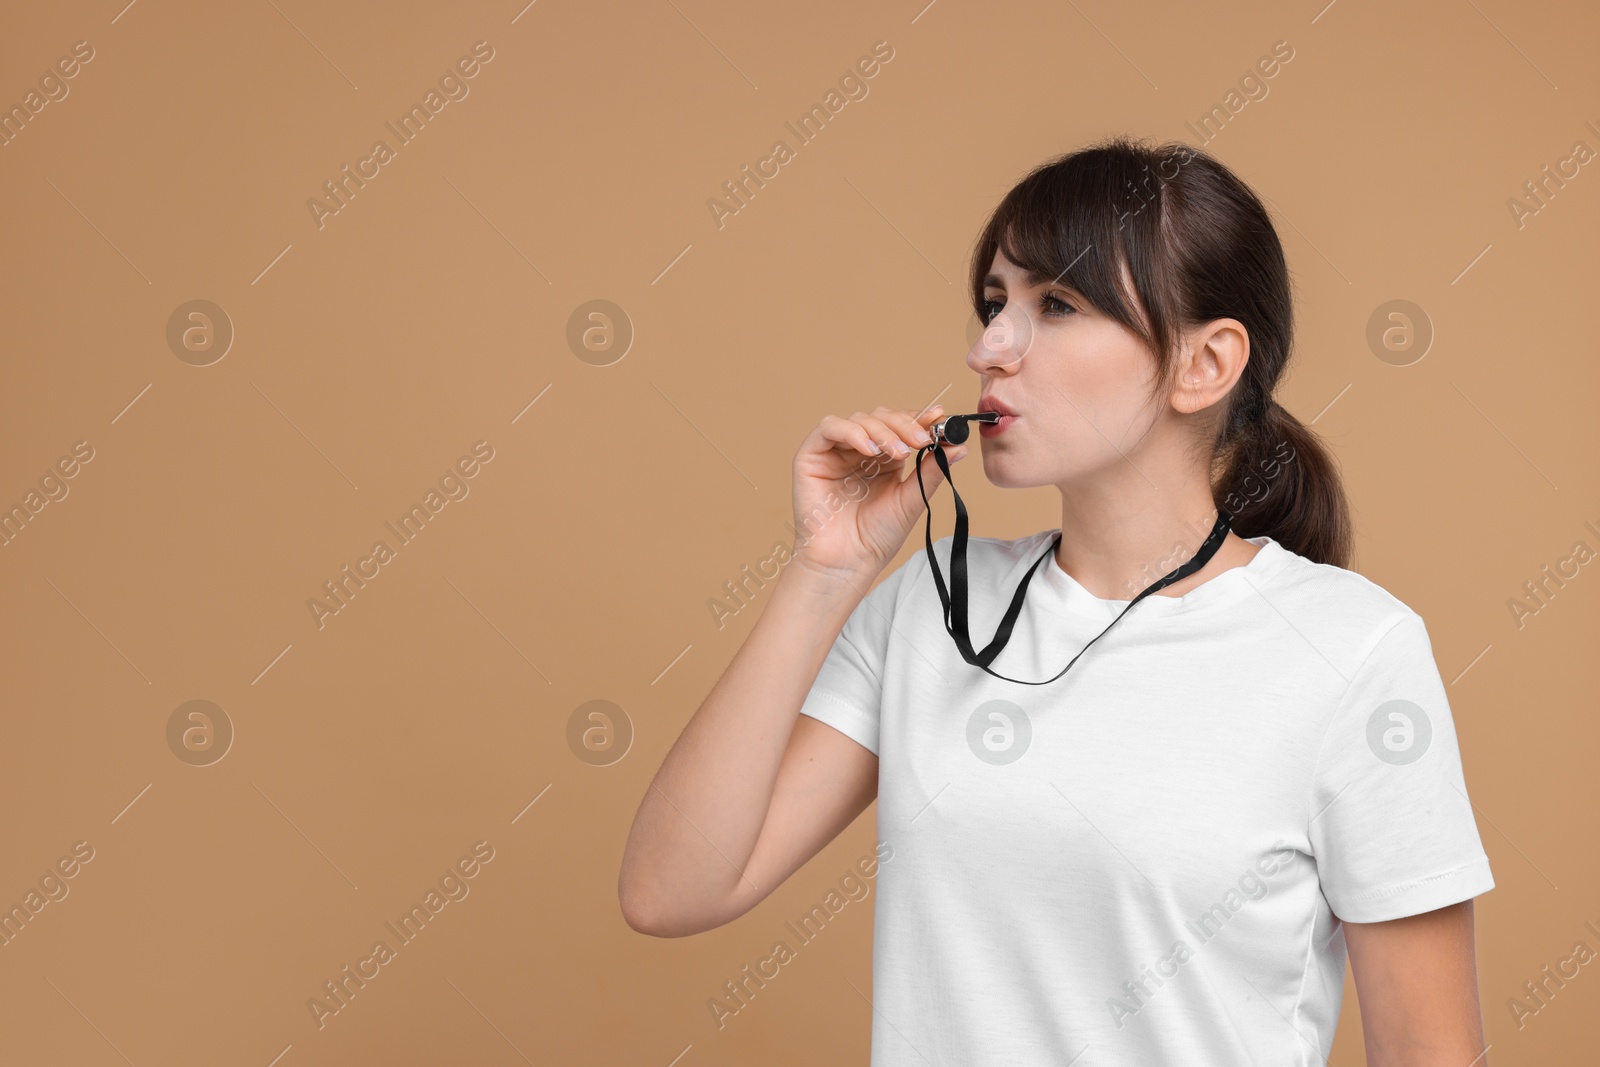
[930,411,1001,446]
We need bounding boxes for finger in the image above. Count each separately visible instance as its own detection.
[816,413,891,462]
[851,413,918,462]
[872,405,939,454]
[914,403,953,439]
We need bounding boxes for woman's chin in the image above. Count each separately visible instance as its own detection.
[976,455,1041,490]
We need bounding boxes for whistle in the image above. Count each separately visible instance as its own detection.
[930,411,1001,446]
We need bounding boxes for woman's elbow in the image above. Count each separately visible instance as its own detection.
[618,884,673,937]
[617,873,731,938]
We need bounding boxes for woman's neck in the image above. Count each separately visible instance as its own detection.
[1054,474,1257,601]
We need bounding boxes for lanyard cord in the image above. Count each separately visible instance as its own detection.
[914,439,1233,686]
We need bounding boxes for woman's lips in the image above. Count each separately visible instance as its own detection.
[978,414,1016,437]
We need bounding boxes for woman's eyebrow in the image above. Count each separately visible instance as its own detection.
[983,270,1078,293]
[983,269,1068,289]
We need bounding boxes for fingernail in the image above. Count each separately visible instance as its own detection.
[953,447,969,461]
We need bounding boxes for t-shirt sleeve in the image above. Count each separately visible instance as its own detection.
[1307,610,1496,923]
[794,553,918,757]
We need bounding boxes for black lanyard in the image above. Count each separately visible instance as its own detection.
[914,433,1232,686]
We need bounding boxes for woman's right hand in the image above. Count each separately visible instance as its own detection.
[788,404,970,584]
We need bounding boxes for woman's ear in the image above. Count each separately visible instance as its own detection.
[1172,318,1250,415]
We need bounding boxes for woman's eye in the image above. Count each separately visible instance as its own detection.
[979,294,1074,325]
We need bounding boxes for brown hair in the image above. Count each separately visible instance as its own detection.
[967,135,1353,568]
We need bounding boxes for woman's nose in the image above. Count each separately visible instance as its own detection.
[967,310,1031,373]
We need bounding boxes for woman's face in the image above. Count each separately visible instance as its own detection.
[968,246,1169,489]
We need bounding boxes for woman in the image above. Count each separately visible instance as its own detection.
[619,136,1495,1065]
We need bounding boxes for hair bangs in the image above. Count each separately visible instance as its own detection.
[969,150,1158,355]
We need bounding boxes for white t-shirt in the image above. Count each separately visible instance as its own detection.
[797,528,1495,1066]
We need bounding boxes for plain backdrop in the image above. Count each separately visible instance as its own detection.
[1,0,1595,1064]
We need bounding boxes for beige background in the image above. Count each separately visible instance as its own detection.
[2,0,1596,1063]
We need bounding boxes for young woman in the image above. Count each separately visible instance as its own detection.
[619,137,1495,1066]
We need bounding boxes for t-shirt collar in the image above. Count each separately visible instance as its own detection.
[1033,532,1290,621]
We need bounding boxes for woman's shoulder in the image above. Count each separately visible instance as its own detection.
[1247,538,1439,677]
[899,528,1060,591]
[1265,538,1421,619]
[871,529,1052,595]
[926,527,1060,567]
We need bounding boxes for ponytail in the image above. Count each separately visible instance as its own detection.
[1215,398,1352,568]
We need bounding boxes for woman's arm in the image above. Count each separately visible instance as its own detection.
[618,404,960,938]
[1343,899,1490,1066]
[617,563,880,938]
